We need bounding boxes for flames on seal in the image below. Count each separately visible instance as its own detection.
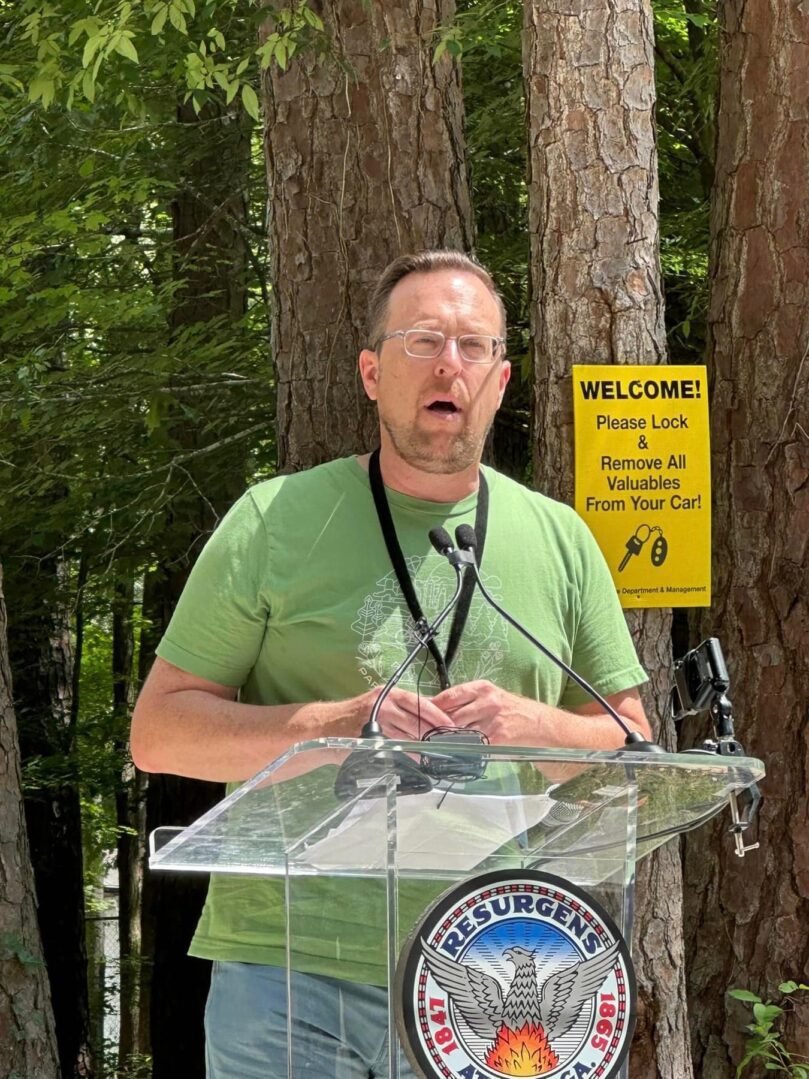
[485,1022,560,1075]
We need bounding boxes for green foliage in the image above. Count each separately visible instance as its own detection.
[1,0,276,921]
[13,0,329,118]
[729,983,809,1077]
[652,0,718,360]
[104,1048,152,1079]
[454,3,526,335]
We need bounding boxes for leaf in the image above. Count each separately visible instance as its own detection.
[169,5,187,34]
[274,41,287,70]
[151,6,167,34]
[302,6,324,30]
[753,1003,783,1024]
[78,157,95,178]
[113,34,139,64]
[729,989,761,1003]
[434,40,447,63]
[241,82,260,121]
[28,76,54,105]
[225,79,239,105]
[82,34,102,68]
[82,68,95,102]
[778,981,798,993]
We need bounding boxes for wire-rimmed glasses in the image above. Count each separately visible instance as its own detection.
[375,329,505,365]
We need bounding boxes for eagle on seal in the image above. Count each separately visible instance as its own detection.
[421,939,619,1057]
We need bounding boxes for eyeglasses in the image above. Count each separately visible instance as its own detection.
[375,329,505,365]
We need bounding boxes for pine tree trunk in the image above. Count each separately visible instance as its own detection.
[261,0,474,471]
[0,562,60,1079]
[5,554,92,1078]
[138,569,223,1079]
[523,3,692,1076]
[112,575,143,1072]
[683,0,809,1072]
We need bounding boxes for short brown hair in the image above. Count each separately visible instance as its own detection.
[368,250,507,347]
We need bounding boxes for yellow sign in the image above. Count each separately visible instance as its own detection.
[573,365,711,608]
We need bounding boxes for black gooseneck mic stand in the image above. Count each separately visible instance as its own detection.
[360,537,470,738]
[436,523,663,753]
[334,542,475,800]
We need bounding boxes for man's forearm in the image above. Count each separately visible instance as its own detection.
[131,690,364,782]
[514,701,645,751]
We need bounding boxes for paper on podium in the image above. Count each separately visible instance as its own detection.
[295,787,560,874]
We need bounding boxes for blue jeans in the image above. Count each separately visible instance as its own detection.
[205,962,418,1078]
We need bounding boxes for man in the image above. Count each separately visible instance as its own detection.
[131,250,649,1077]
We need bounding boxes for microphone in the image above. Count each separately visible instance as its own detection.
[429,526,476,569]
[333,529,474,801]
[446,525,661,752]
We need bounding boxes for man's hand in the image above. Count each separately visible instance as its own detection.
[363,687,456,741]
[431,680,650,751]
[431,680,538,744]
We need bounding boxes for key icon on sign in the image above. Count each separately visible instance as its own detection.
[618,524,652,572]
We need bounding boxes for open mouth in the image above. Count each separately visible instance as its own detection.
[426,400,460,414]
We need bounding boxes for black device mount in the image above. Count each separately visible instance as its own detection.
[672,637,761,857]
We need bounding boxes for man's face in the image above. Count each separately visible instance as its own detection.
[358,270,511,475]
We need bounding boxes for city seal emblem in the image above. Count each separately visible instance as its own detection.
[395,870,635,1079]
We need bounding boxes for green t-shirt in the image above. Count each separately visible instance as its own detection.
[156,456,646,982]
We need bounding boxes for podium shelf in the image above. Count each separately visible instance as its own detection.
[149,738,763,881]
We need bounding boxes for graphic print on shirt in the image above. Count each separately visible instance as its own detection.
[351,557,511,692]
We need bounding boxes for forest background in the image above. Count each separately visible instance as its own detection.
[0,0,807,1077]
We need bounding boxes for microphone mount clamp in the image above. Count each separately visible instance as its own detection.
[673,637,761,856]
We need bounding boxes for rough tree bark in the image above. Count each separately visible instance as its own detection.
[5,553,91,1078]
[261,0,474,471]
[683,0,809,1072]
[0,563,59,1079]
[111,573,143,1070]
[523,2,693,1077]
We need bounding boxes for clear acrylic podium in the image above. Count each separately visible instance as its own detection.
[150,738,764,1078]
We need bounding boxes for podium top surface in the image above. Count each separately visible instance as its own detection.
[149,738,764,882]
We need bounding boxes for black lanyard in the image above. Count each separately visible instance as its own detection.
[368,448,488,690]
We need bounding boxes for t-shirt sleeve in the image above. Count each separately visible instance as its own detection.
[560,513,648,708]
[155,490,270,687]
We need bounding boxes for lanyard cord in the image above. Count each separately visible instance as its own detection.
[368,448,488,690]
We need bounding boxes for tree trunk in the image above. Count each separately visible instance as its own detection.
[138,569,224,1079]
[139,100,251,1078]
[523,3,693,1076]
[5,554,92,1078]
[0,562,60,1079]
[683,0,809,1072]
[261,0,474,471]
[112,574,143,1072]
